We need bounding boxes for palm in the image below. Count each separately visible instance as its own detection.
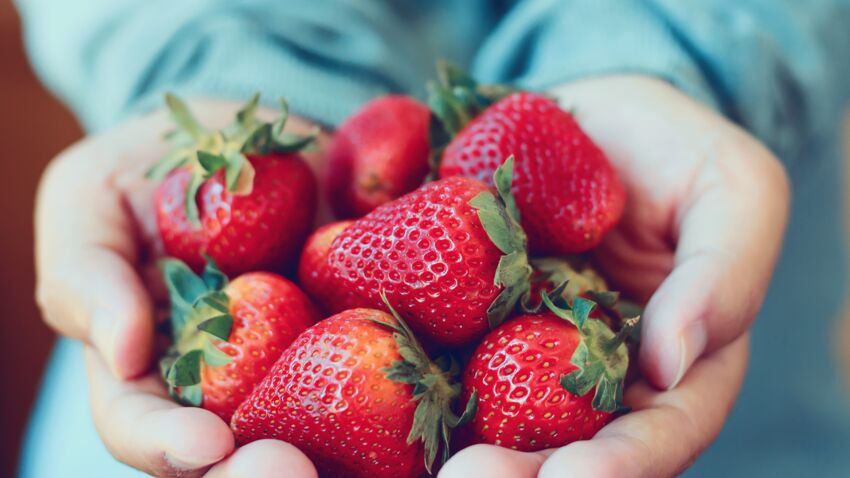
[37,100,326,477]
[441,76,787,477]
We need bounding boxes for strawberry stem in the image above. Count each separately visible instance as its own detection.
[541,292,638,413]
[369,292,477,473]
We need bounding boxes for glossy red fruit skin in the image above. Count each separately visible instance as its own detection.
[326,177,503,348]
[439,92,625,254]
[325,96,431,218]
[156,153,317,275]
[298,220,353,313]
[201,273,320,422]
[231,309,424,478]
[460,313,612,451]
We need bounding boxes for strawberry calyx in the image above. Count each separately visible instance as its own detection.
[526,257,643,338]
[468,156,533,329]
[529,257,609,306]
[366,293,477,474]
[426,61,516,177]
[146,93,317,227]
[159,257,235,406]
[541,292,640,413]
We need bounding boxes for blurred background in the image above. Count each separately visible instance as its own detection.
[0,3,81,476]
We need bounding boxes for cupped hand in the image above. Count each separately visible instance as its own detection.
[442,75,789,477]
[35,98,327,477]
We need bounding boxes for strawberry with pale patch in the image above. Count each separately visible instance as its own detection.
[159,257,320,422]
[150,94,318,275]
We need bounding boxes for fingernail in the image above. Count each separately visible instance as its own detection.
[164,452,209,472]
[90,309,123,378]
[668,321,707,390]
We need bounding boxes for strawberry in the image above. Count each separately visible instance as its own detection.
[159,257,320,422]
[231,298,476,478]
[149,94,318,275]
[298,220,353,312]
[436,91,626,255]
[325,157,532,348]
[524,256,609,312]
[325,95,432,218]
[459,294,639,452]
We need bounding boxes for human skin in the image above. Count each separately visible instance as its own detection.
[34,76,788,477]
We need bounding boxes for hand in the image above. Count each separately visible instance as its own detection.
[35,98,327,477]
[441,76,789,477]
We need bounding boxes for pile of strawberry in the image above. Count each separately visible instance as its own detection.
[150,65,640,478]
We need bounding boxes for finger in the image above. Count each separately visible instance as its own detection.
[204,440,317,478]
[85,347,234,477]
[539,334,749,478]
[438,444,549,478]
[641,138,788,388]
[36,146,155,379]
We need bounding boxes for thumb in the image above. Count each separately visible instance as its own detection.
[640,140,788,389]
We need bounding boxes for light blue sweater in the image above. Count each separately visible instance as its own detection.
[16,1,850,476]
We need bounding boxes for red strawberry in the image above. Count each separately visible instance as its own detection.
[460,295,638,451]
[149,94,318,275]
[325,95,431,218]
[437,91,625,255]
[159,257,319,422]
[298,220,353,312]
[231,300,475,478]
[325,158,532,347]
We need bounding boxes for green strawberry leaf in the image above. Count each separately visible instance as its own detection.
[234,93,260,131]
[197,314,233,341]
[167,349,203,387]
[176,384,203,407]
[165,93,205,140]
[150,93,315,230]
[492,156,520,222]
[543,292,638,413]
[450,390,478,428]
[159,256,237,408]
[272,130,318,154]
[145,148,191,180]
[372,292,478,473]
[224,152,248,192]
[197,291,229,313]
[469,192,513,254]
[436,59,477,91]
[200,257,228,290]
[470,156,532,329]
[272,98,289,138]
[184,168,205,227]
[197,151,227,174]
[571,296,595,330]
[161,258,209,330]
[426,60,518,166]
